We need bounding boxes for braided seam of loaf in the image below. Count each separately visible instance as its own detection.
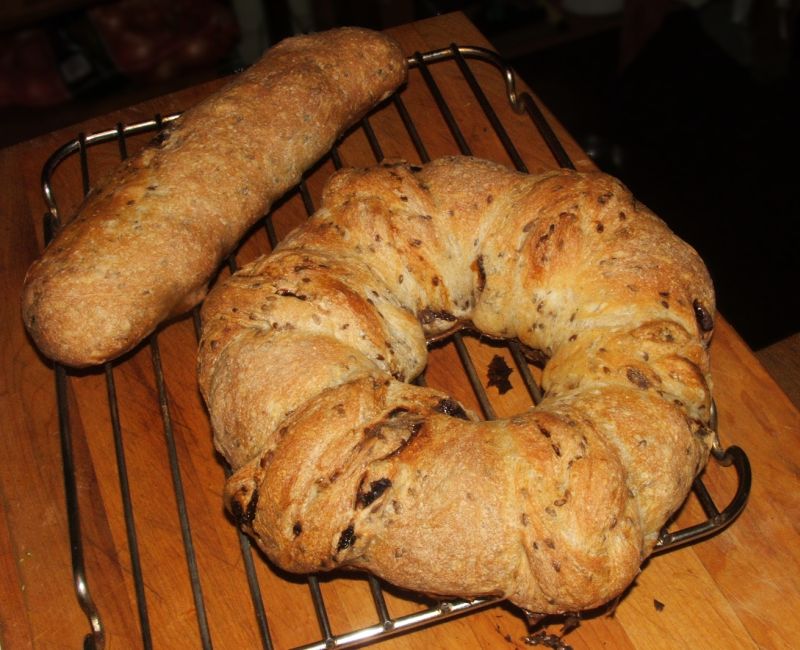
[197,156,716,614]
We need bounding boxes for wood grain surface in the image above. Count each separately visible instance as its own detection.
[1,11,798,650]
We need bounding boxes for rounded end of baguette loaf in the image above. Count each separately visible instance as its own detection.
[20,208,214,367]
[21,275,132,368]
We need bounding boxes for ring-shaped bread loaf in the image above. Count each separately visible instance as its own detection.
[197,156,716,614]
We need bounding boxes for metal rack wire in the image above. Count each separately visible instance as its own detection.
[41,45,751,650]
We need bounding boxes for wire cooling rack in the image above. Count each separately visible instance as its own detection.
[41,44,751,650]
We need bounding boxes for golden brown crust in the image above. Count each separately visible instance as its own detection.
[21,27,407,367]
[198,156,716,613]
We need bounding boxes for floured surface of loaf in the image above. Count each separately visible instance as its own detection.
[21,27,407,367]
[198,156,716,614]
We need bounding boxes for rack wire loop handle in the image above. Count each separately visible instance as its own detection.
[654,445,751,553]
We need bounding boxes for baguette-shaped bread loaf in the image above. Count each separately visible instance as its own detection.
[198,156,716,614]
[22,27,406,367]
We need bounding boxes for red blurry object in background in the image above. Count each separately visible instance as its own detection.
[0,29,72,107]
[0,0,239,108]
[90,0,239,82]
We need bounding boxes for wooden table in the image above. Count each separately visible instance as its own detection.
[1,12,798,650]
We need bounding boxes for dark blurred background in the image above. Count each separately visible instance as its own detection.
[1,0,798,358]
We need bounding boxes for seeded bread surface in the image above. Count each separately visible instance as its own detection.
[22,27,407,367]
[198,156,716,614]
